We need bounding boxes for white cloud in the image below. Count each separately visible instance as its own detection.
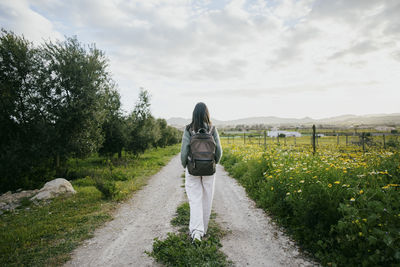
[1,0,399,120]
[0,0,63,43]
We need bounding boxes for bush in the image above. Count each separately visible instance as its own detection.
[93,177,118,199]
[386,138,400,148]
[110,170,129,181]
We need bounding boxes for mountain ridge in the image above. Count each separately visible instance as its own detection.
[167,113,400,127]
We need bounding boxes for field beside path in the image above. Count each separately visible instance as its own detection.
[220,142,400,266]
[0,145,180,267]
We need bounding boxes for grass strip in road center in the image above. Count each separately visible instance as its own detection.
[147,202,232,266]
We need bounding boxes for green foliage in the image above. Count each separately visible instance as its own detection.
[157,118,182,147]
[0,30,181,193]
[386,138,400,148]
[147,202,232,267]
[0,29,114,192]
[221,145,400,266]
[39,36,112,159]
[0,29,55,192]
[110,170,129,181]
[171,202,190,227]
[93,177,118,199]
[125,89,157,154]
[0,144,179,266]
[125,89,180,155]
[98,88,125,157]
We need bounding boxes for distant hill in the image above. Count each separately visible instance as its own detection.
[167,113,400,128]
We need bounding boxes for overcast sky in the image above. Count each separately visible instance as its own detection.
[1,0,399,120]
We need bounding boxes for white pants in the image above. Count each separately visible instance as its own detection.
[185,168,216,237]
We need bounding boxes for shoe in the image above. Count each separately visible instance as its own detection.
[191,231,202,243]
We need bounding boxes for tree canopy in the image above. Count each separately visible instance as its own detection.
[0,29,181,193]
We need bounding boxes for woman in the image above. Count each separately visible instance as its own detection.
[181,102,223,242]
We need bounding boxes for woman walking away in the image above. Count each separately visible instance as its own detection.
[181,102,223,242]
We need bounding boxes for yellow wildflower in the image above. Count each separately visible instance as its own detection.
[359,190,364,194]
[328,183,332,188]
[334,181,340,184]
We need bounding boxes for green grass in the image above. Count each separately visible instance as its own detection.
[147,202,232,267]
[220,143,400,266]
[0,144,180,267]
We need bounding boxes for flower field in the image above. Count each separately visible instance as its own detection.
[220,142,400,266]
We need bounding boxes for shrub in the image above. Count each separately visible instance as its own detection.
[110,170,129,181]
[93,177,118,199]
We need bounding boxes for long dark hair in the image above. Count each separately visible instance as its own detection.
[189,102,212,132]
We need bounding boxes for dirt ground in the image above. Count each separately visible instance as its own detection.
[64,155,318,266]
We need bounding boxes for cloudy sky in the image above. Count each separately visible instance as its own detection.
[1,0,399,120]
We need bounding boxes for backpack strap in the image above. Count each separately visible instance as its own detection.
[209,125,215,135]
[186,124,214,135]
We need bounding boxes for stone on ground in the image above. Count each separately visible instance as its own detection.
[31,178,76,201]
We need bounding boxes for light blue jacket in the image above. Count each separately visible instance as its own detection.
[180,124,223,168]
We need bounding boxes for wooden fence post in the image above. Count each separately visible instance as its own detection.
[294,136,296,146]
[312,125,316,154]
[264,131,266,149]
[383,134,386,149]
[362,133,365,153]
[337,134,339,145]
[346,134,348,146]
[243,132,245,144]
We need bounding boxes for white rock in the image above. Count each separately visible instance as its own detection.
[31,178,76,200]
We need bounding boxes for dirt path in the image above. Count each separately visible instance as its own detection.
[65,155,317,266]
[213,164,318,267]
[64,155,185,267]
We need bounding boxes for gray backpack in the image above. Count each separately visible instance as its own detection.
[187,125,216,176]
